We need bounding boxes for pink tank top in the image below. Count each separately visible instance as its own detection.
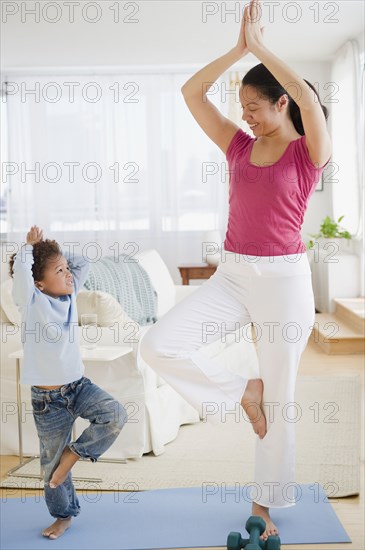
[224,128,330,257]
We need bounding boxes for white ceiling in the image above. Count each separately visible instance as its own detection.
[1,0,364,69]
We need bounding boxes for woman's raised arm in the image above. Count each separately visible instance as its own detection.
[181,12,262,154]
[244,0,332,167]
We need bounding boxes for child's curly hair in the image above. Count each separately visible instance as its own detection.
[9,239,62,282]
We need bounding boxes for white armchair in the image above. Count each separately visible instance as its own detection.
[0,248,259,460]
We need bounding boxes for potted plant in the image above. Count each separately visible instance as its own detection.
[306,215,352,253]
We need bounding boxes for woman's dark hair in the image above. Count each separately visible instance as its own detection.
[9,239,62,281]
[241,63,329,135]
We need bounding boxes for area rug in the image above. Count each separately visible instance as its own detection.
[1,376,361,497]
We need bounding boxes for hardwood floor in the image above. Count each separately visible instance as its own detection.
[1,339,364,549]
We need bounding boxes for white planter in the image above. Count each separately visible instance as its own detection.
[314,237,352,255]
[308,238,359,313]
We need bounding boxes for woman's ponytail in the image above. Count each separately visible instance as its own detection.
[288,79,329,136]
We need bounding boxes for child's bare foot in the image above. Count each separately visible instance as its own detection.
[240,379,267,439]
[42,517,72,539]
[252,502,279,541]
[49,447,80,489]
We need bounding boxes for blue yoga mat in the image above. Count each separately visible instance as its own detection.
[0,484,351,549]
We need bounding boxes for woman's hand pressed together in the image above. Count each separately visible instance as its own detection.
[243,0,265,54]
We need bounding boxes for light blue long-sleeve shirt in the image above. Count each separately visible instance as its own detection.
[11,244,90,385]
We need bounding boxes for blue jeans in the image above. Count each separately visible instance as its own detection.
[31,376,128,520]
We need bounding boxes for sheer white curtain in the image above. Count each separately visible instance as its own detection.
[330,40,363,236]
[0,88,9,233]
[4,72,230,279]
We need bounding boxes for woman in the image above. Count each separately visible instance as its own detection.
[140,0,332,541]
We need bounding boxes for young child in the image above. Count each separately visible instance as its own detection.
[9,225,128,540]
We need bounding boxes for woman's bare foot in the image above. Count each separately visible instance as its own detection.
[42,517,72,539]
[240,379,267,439]
[49,447,80,489]
[252,502,279,541]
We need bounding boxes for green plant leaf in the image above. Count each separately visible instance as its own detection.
[309,215,352,241]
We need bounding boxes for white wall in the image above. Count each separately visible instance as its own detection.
[2,1,364,67]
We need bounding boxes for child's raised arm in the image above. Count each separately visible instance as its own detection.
[62,247,90,295]
[11,226,43,308]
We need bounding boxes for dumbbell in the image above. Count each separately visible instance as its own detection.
[227,515,281,550]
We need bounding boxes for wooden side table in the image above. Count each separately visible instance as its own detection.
[178,263,217,285]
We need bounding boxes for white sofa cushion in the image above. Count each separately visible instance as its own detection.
[0,279,21,325]
[0,305,10,323]
[136,249,175,317]
[76,289,134,327]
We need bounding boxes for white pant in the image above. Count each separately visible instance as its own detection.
[140,250,315,508]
